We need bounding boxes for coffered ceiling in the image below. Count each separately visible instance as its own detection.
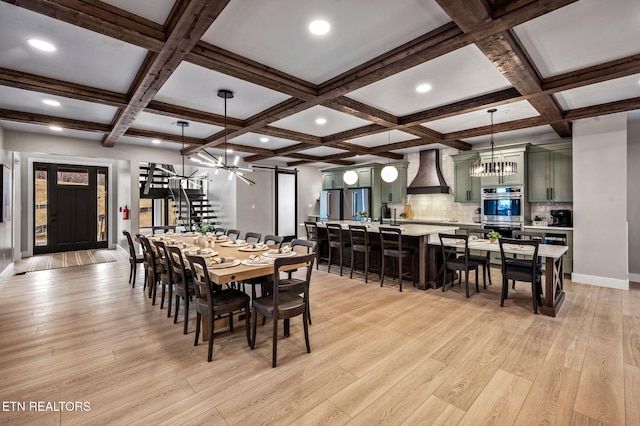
[0,0,638,167]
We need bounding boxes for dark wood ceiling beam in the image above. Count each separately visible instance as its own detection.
[0,108,110,132]
[563,97,640,121]
[444,116,547,140]
[145,100,240,129]
[0,67,128,108]
[4,0,164,51]
[324,97,399,126]
[286,153,355,166]
[102,0,231,147]
[258,127,321,144]
[543,55,640,92]
[124,128,203,145]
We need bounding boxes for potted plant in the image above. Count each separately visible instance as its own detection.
[487,230,501,243]
[195,220,213,234]
[399,212,407,220]
[358,210,369,223]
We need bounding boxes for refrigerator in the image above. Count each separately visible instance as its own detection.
[344,188,371,220]
[319,189,342,220]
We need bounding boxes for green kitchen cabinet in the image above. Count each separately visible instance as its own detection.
[527,142,572,202]
[452,152,481,202]
[344,168,372,188]
[321,171,344,190]
[380,163,408,203]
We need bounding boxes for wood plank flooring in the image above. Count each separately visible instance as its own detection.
[0,252,639,425]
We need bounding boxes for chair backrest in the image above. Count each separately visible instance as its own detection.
[272,253,315,304]
[326,223,344,244]
[304,221,318,241]
[513,230,545,241]
[214,227,226,236]
[244,232,262,243]
[166,245,189,286]
[154,240,171,280]
[498,238,540,271]
[138,236,158,270]
[185,254,217,306]
[349,224,369,248]
[263,234,284,247]
[122,230,137,258]
[291,238,316,254]
[438,233,470,265]
[226,229,241,240]
[467,228,493,239]
[379,226,402,251]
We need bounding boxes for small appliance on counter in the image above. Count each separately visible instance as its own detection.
[550,209,572,227]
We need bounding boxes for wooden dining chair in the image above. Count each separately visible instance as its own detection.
[244,232,261,243]
[499,238,541,314]
[167,245,195,334]
[138,236,163,304]
[154,240,174,317]
[213,227,226,236]
[122,230,144,286]
[438,233,481,298]
[185,255,251,362]
[251,252,315,367]
[466,229,493,288]
[226,229,241,240]
[263,234,284,247]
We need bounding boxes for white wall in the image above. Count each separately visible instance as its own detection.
[628,119,640,282]
[572,113,628,289]
[0,125,15,275]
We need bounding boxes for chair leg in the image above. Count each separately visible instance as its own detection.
[229,310,234,332]
[183,296,189,335]
[194,312,201,346]
[364,252,369,283]
[380,255,385,287]
[128,263,133,284]
[350,250,355,279]
[272,317,278,368]
[464,270,470,298]
[339,247,343,276]
[475,267,480,293]
[303,309,311,354]
[207,312,215,362]
[487,263,492,286]
[398,257,403,292]
[173,295,180,324]
[501,276,508,306]
[167,284,173,318]
[250,308,258,349]
[244,303,251,346]
[531,282,539,314]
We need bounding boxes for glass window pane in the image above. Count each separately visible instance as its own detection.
[35,168,48,246]
[57,168,88,185]
[139,199,152,228]
[97,170,107,242]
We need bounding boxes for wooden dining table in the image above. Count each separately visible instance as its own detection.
[433,237,568,317]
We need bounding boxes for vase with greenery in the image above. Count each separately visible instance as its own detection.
[195,220,213,234]
[487,230,501,242]
[358,210,369,223]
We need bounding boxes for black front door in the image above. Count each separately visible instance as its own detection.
[34,163,108,254]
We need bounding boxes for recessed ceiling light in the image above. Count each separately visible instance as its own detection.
[27,38,56,52]
[309,20,330,35]
[315,117,327,125]
[42,99,60,107]
[260,137,269,143]
[49,125,62,131]
[151,139,161,144]
[416,83,432,93]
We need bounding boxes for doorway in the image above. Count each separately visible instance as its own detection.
[34,163,108,254]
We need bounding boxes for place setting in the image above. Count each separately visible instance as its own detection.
[184,247,219,258]
[220,239,248,247]
[263,246,297,258]
[205,256,241,269]
[241,254,275,266]
[237,243,269,252]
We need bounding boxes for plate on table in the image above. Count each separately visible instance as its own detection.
[206,259,241,269]
[241,257,274,266]
[238,244,269,252]
[505,244,532,251]
[220,241,248,247]
[263,250,297,258]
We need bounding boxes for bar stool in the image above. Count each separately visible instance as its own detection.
[348,224,380,283]
[379,227,415,292]
[304,221,327,269]
[326,223,350,276]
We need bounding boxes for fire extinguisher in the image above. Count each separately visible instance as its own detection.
[122,205,130,220]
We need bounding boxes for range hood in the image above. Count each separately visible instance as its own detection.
[407,149,450,194]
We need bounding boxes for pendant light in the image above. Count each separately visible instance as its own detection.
[470,108,517,177]
[343,170,358,185]
[380,131,398,183]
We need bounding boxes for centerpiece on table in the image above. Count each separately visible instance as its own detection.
[487,230,501,243]
[358,210,370,224]
[195,221,214,245]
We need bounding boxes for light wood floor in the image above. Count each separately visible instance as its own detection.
[1,252,639,425]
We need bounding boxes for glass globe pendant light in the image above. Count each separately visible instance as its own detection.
[380,131,398,183]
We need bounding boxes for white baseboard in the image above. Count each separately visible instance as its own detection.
[629,272,640,284]
[571,273,629,290]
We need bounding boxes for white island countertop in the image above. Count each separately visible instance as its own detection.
[315,220,459,237]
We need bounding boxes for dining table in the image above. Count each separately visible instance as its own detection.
[433,237,568,317]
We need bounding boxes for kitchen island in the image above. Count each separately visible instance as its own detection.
[315,221,459,289]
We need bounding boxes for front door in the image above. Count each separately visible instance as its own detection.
[34,163,108,254]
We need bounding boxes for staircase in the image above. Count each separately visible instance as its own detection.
[139,163,217,231]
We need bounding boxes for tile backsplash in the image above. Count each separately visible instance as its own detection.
[388,148,572,223]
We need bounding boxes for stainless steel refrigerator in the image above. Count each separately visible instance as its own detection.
[344,188,370,220]
[319,189,342,220]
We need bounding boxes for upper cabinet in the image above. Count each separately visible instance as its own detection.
[321,171,344,190]
[344,168,372,188]
[479,144,528,187]
[452,152,481,203]
[527,142,572,202]
[380,163,408,203]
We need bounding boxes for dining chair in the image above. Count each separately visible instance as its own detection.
[122,230,144,286]
[185,255,251,362]
[244,232,262,244]
[263,234,284,247]
[466,229,493,288]
[326,223,350,276]
[348,224,380,283]
[251,252,315,368]
[154,241,174,317]
[498,237,541,314]
[379,227,415,292]
[213,227,226,236]
[438,233,481,298]
[139,236,163,304]
[512,230,545,290]
[304,221,327,269]
[226,229,241,241]
[167,245,195,334]
[284,239,317,325]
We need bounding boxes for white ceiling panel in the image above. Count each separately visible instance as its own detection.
[201,0,451,84]
[228,132,299,151]
[514,0,640,78]
[554,74,640,110]
[346,45,513,116]
[131,112,222,138]
[296,146,347,157]
[348,129,417,150]
[0,120,103,141]
[0,86,118,124]
[271,105,372,137]
[422,101,540,134]
[393,143,449,155]
[462,125,561,147]
[100,0,175,25]
[154,62,291,119]
[0,2,147,93]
